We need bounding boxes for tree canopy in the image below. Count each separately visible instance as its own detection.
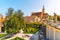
[57,15,60,21]
[4,8,25,33]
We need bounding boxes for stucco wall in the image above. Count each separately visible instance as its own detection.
[55,31,60,40]
[46,24,60,40]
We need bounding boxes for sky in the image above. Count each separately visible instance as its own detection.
[0,0,60,16]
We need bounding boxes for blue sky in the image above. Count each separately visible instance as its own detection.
[0,0,60,16]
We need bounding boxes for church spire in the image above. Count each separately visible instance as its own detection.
[41,5,45,21]
[42,5,45,13]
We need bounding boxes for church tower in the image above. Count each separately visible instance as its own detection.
[42,5,45,13]
[41,5,45,20]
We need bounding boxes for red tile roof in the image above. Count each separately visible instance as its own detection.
[31,12,42,16]
[31,12,48,16]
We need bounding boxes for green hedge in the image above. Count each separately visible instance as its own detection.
[0,34,6,38]
[23,27,39,34]
[23,24,41,34]
[11,37,24,40]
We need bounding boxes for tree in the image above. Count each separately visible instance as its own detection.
[4,8,25,33]
[6,8,14,16]
[57,15,60,21]
[49,16,53,20]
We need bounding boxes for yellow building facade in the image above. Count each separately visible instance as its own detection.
[0,14,5,33]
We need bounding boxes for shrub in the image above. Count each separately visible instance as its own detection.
[11,37,24,40]
[0,34,6,38]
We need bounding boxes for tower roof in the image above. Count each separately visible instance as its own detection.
[41,5,45,14]
[42,5,45,10]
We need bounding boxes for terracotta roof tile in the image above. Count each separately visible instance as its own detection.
[31,12,42,16]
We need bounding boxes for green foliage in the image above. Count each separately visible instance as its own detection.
[4,8,41,34]
[49,15,60,21]
[6,8,14,16]
[32,22,41,25]
[23,24,41,34]
[23,27,39,34]
[0,34,6,38]
[11,37,24,40]
[57,15,60,21]
[4,8,25,34]
[49,16,53,20]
